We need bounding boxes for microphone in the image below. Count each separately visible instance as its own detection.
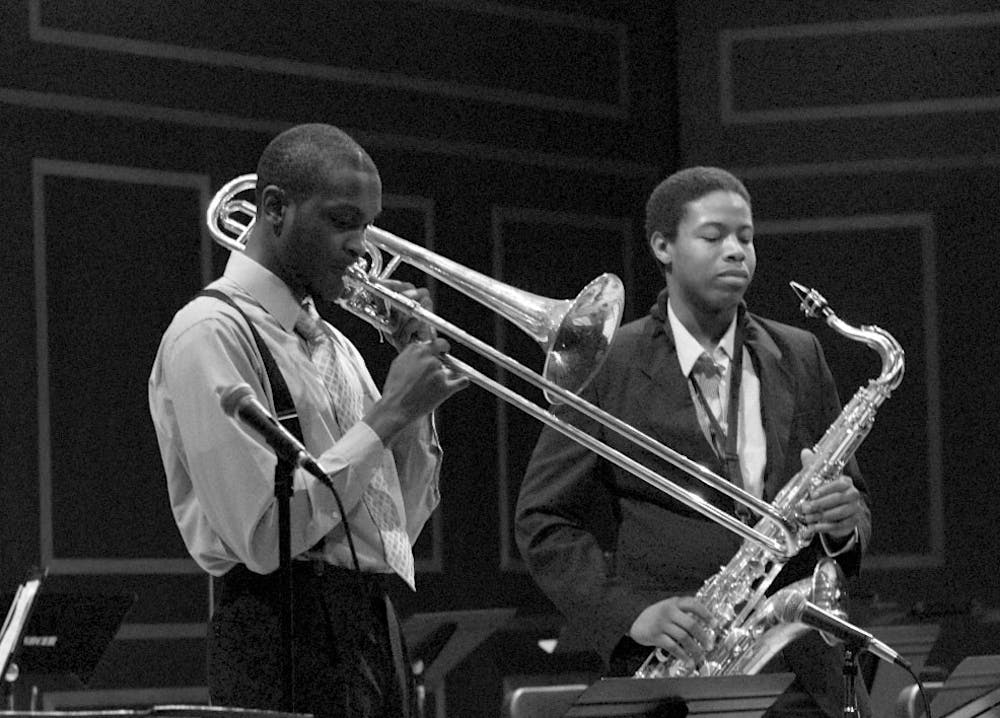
[219,383,326,480]
[780,592,910,668]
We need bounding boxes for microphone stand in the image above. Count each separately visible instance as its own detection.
[275,456,295,713]
[841,640,863,717]
[222,383,359,712]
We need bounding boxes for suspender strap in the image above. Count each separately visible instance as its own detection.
[199,288,301,711]
[199,289,303,442]
[198,289,362,571]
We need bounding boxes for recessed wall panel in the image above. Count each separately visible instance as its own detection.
[750,214,941,569]
[35,160,209,569]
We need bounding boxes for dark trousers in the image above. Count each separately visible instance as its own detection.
[208,562,416,718]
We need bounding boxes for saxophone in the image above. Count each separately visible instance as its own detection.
[634,282,904,678]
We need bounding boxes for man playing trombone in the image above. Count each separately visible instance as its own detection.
[516,167,873,717]
[149,123,467,718]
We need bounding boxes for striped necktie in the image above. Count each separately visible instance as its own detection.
[295,299,415,588]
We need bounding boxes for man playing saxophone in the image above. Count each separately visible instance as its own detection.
[515,166,872,717]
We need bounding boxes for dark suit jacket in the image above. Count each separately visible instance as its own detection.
[515,291,873,717]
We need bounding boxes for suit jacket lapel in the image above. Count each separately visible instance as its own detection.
[640,294,699,429]
[637,293,723,491]
[743,315,795,500]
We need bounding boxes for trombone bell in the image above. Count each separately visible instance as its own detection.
[362,225,624,401]
[542,274,623,402]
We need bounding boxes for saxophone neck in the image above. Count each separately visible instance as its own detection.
[789,281,905,393]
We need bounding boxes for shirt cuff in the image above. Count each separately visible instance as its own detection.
[820,527,859,557]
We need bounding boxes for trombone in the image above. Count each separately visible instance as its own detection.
[207,174,798,557]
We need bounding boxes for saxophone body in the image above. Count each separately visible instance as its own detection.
[634,283,904,679]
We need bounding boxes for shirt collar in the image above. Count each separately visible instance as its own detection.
[667,298,737,377]
[222,251,302,333]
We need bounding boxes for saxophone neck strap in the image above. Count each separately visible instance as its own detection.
[690,317,751,522]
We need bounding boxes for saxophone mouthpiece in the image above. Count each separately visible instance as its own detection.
[789,281,831,319]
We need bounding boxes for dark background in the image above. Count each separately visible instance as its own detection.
[2,1,999,715]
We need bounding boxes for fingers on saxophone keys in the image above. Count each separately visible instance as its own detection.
[655,633,698,664]
[662,633,711,665]
[663,622,714,664]
[655,634,685,661]
[799,498,832,524]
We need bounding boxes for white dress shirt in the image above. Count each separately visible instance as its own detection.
[148,251,442,579]
[667,301,766,498]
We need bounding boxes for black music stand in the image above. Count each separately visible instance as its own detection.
[0,590,135,688]
[866,622,941,718]
[404,608,516,691]
[0,706,311,718]
[926,655,1000,718]
[941,684,1000,717]
[563,673,795,717]
[150,707,312,718]
[403,607,516,716]
[1,570,45,700]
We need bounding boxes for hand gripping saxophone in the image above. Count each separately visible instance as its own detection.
[634,282,904,679]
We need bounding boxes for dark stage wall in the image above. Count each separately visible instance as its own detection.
[2,1,998,716]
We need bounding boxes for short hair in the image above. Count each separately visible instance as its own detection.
[254,123,374,204]
[644,166,751,244]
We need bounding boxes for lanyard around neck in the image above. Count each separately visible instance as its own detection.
[688,319,750,522]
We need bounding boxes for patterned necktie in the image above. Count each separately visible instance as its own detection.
[692,353,724,424]
[691,352,728,459]
[295,299,415,588]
